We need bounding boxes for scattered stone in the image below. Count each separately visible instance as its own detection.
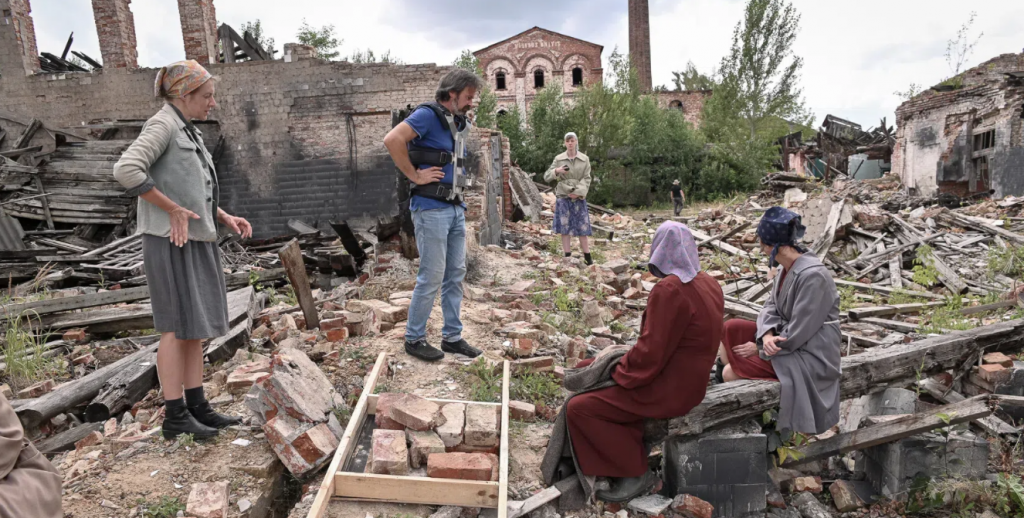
[103,417,118,437]
[238,499,252,513]
[509,401,536,421]
[371,429,410,475]
[407,430,446,469]
[792,492,829,518]
[766,487,786,509]
[829,480,864,512]
[429,506,464,518]
[437,402,466,448]
[263,416,340,476]
[74,431,103,451]
[627,494,672,516]
[671,494,713,518]
[100,499,120,509]
[602,259,629,275]
[512,338,537,357]
[782,476,822,494]
[427,452,492,481]
[186,481,229,518]
[379,306,409,323]
[465,404,500,447]
[386,393,446,431]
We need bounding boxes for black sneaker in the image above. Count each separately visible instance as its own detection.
[441,338,482,358]
[405,339,445,362]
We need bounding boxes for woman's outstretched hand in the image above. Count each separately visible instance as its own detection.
[169,206,200,247]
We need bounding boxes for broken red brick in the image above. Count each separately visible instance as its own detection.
[512,338,536,357]
[427,452,492,481]
[378,306,408,323]
[371,429,410,475]
[375,393,410,431]
[18,379,55,398]
[75,431,103,451]
[320,317,348,331]
[186,481,229,518]
[465,404,499,447]
[63,328,88,343]
[511,356,555,375]
[782,476,823,494]
[983,352,1014,368]
[386,393,445,431]
[326,328,350,342]
[672,494,714,518]
[72,354,95,365]
[509,401,536,422]
[407,430,446,469]
[979,364,1011,384]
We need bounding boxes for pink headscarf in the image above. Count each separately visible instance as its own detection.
[648,221,701,283]
[154,60,212,99]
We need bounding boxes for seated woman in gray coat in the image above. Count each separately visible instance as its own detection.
[113,60,252,440]
[717,207,842,434]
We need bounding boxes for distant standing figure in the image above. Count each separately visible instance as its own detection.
[544,132,594,265]
[670,179,685,216]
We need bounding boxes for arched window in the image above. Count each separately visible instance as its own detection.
[497,109,508,118]
[572,67,583,86]
[669,100,684,112]
[534,69,545,88]
[495,71,506,91]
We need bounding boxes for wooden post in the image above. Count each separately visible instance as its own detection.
[278,238,320,329]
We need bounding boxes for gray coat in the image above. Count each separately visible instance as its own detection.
[113,104,220,242]
[756,253,842,434]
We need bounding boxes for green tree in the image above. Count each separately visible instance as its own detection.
[496,106,527,161]
[716,0,812,140]
[239,20,275,58]
[347,49,403,64]
[671,61,716,91]
[453,49,479,72]
[296,19,341,60]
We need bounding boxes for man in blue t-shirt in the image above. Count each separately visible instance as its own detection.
[383,69,484,362]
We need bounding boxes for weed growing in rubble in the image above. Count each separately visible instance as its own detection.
[547,239,561,256]
[332,405,352,426]
[912,245,941,287]
[2,312,63,390]
[137,496,185,518]
[177,433,195,448]
[888,289,927,306]
[988,245,1024,280]
[458,358,565,407]
[922,296,975,334]
[838,286,857,312]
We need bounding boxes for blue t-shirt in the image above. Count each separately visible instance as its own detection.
[404,106,467,211]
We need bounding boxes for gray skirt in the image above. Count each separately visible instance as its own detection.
[142,235,230,340]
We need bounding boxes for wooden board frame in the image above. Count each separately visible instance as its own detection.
[307,352,510,518]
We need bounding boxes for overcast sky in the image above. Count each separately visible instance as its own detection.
[30,0,1024,130]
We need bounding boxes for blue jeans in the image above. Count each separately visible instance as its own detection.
[405,205,466,343]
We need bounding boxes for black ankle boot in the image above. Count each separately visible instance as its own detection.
[162,398,218,440]
[584,253,593,266]
[595,470,659,503]
[185,387,242,429]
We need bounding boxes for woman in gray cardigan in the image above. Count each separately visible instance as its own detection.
[113,60,252,440]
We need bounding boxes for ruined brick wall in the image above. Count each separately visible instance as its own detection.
[656,90,711,128]
[464,127,511,246]
[0,0,39,76]
[628,0,652,93]
[177,0,217,65]
[893,52,1024,198]
[0,48,461,237]
[475,28,603,115]
[92,0,138,69]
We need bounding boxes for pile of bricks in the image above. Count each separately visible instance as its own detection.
[244,347,348,477]
[369,393,501,481]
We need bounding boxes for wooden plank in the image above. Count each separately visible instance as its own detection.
[889,254,903,289]
[833,279,942,300]
[689,228,750,259]
[333,473,499,507]
[279,239,320,329]
[307,351,388,518]
[849,233,946,266]
[940,210,1024,246]
[961,299,1018,316]
[918,379,1018,436]
[860,317,920,334]
[13,119,41,149]
[811,199,847,257]
[0,285,151,319]
[32,176,55,231]
[508,486,561,518]
[33,422,104,454]
[925,252,968,295]
[499,360,510,518]
[848,301,949,320]
[0,146,43,158]
[664,319,1024,437]
[780,396,993,467]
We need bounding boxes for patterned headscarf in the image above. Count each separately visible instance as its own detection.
[648,221,700,283]
[154,60,212,99]
[757,206,807,267]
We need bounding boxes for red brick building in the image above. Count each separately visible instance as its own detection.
[474,27,604,116]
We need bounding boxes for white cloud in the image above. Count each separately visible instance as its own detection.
[28,0,1024,130]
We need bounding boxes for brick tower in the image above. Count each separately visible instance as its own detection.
[628,0,653,92]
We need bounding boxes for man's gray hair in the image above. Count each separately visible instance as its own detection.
[436,69,484,102]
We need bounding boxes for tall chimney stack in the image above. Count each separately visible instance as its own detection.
[628,0,653,92]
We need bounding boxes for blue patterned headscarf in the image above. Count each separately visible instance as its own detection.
[757,207,807,267]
